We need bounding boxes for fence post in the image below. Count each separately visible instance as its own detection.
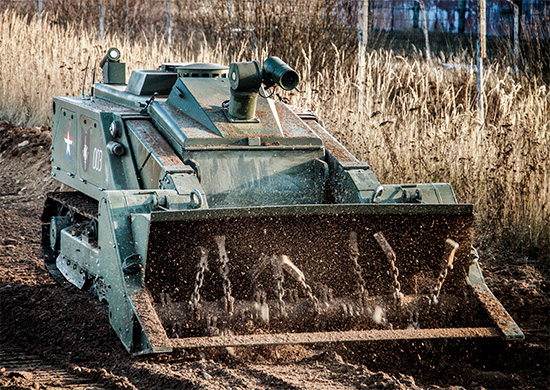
[36,0,43,20]
[477,0,486,123]
[358,0,369,112]
[166,0,172,48]
[413,2,420,29]
[458,0,466,33]
[505,0,520,74]
[99,0,104,41]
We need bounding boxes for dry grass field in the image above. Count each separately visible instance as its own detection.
[0,8,548,260]
[1,7,549,390]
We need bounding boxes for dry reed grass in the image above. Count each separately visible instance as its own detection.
[296,48,549,257]
[0,9,548,258]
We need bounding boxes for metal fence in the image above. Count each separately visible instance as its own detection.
[3,0,549,40]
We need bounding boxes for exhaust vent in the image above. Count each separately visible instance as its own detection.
[176,63,229,78]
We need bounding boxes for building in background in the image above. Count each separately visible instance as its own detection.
[369,0,548,37]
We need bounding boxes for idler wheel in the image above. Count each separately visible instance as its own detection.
[49,215,71,251]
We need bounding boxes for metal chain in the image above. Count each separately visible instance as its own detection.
[190,246,209,311]
[215,235,235,315]
[470,244,480,264]
[374,232,404,304]
[279,255,320,315]
[431,239,459,305]
[250,253,271,296]
[302,282,320,314]
[271,255,287,318]
[349,231,367,296]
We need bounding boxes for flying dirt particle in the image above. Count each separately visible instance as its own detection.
[372,305,384,324]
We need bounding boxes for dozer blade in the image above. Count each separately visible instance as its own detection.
[130,203,523,351]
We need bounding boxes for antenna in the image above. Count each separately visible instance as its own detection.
[82,56,90,100]
[90,62,96,102]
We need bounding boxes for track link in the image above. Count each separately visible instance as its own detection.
[46,191,99,220]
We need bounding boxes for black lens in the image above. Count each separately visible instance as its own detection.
[281,71,299,90]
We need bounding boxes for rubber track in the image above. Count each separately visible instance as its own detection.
[0,348,107,389]
[42,192,99,286]
[47,192,99,220]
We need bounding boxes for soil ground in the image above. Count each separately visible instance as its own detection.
[0,121,548,389]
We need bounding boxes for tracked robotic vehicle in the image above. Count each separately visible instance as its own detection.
[42,48,523,354]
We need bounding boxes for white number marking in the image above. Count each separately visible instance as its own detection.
[92,148,103,172]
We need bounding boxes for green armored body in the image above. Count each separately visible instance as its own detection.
[42,49,523,355]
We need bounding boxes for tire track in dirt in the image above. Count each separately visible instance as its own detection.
[239,363,340,390]
[0,348,107,389]
[206,359,308,390]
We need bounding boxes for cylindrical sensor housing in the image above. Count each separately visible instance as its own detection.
[99,47,121,68]
[262,56,299,90]
[228,89,258,121]
[229,61,262,91]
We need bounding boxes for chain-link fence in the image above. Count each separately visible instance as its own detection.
[5,0,548,36]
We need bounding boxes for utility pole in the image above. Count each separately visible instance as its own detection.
[36,0,43,20]
[358,0,369,112]
[99,0,104,42]
[166,0,172,48]
[125,0,129,41]
[415,0,431,62]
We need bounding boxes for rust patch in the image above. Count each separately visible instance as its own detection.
[275,101,319,138]
[126,120,186,169]
[160,102,221,139]
[304,119,361,164]
[471,282,525,340]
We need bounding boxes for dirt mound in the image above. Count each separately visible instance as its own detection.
[0,121,51,156]
[0,122,548,390]
[0,121,60,203]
